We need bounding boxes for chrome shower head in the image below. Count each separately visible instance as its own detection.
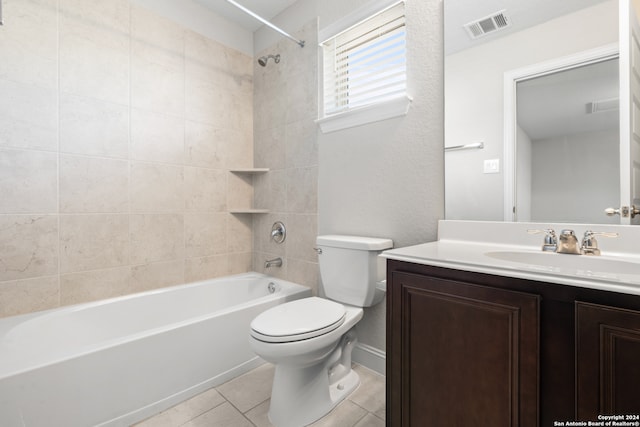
[258,54,280,67]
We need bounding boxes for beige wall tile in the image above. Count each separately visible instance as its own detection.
[287,167,318,214]
[254,125,286,170]
[226,126,254,169]
[130,4,185,117]
[0,276,59,318]
[185,121,227,169]
[286,259,319,295]
[130,260,184,293]
[60,214,130,273]
[59,0,130,34]
[59,93,129,158]
[287,214,318,263]
[59,0,130,105]
[185,213,227,258]
[0,0,58,89]
[184,255,228,283]
[286,119,317,168]
[59,155,129,213]
[185,79,224,126]
[131,109,185,164]
[0,215,58,282]
[131,4,184,55]
[228,214,252,253]
[253,170,286,213]
[227,173,254,211]
[131,162,184,213]
[0,80,58,151]
[130,214,184,264]
[0,149,57,213]
[0,1,257,317]
[60,267,131,306]
[228,252,253,275]
[185,167,226,212]
[185,31,252,92]
[131,46,184,117]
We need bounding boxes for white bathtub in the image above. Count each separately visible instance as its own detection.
[0,272,311,426]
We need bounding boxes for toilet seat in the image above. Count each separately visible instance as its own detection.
[250,297,346,343]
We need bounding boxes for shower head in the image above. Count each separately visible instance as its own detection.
[258,54,280,67]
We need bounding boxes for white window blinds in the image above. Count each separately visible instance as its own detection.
[321,1,406,117]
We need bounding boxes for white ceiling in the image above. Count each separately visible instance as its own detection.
[194,0,299,32]
[444,0,610,55]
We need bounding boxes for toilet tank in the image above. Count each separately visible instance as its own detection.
[316,235,393,307]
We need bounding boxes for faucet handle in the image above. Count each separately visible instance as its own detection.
[581,230,619,256]
[527,229,557,252]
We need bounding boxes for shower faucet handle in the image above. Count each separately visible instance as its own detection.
[270,221,286,244]
[527,229,557,252]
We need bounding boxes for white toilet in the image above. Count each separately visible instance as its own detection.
[249,235,393,427]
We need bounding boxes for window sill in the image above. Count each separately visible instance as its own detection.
[316,95,412,134]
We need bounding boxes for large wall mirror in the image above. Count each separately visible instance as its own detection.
[444,0,640,225]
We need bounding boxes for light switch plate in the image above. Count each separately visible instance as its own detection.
[484,159,500,174]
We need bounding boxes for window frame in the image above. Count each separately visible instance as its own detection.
[316,0,411,133]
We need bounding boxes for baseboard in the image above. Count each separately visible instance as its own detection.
[352,342,386,375]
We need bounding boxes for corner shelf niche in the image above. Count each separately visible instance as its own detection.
[228,168,270,214]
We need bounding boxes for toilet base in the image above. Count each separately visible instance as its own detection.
[267,329,360,427]
[268,367,359,427]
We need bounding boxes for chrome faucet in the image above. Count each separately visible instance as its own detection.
[527,229,557,252]
[264,257,283,268]
[529,228,619,256]
[580,230,619,256]
[556,229,581,254]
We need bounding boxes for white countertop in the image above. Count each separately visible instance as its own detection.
[381,220,640,297]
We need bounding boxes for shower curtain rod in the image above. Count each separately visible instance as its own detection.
[225,0,305,48]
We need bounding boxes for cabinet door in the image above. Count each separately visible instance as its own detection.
[389,271,540,427]
[576,301,640,418]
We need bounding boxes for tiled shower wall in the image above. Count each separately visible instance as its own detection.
[251,20,320,294]
[0,0,254,317]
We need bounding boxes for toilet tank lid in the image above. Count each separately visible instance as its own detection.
[316,235,393,250]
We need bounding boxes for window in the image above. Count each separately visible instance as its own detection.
[318,1,408,131]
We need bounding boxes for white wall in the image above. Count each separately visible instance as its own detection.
[445,0,618,221]
[255,0,445,353]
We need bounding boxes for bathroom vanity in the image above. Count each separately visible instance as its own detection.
[383,221,640,426]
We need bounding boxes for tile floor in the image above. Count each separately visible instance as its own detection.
[134,363,385,427]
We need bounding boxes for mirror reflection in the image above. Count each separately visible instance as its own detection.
[515,58,620,224]
[444,0,619,223]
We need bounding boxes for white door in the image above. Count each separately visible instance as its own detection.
[619,0,640,224]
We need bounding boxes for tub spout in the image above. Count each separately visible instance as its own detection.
[265,257,282,268]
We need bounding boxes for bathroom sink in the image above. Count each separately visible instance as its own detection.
[485,251,640,276]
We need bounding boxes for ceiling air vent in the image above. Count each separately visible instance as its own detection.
[464,10,511,40]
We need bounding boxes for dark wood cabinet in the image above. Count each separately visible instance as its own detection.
[391,271,539,426]
[576,302,640,419]
[386,259,640,427]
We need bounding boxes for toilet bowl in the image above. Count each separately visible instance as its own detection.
[250,298,363,427]
[249,235,393,427]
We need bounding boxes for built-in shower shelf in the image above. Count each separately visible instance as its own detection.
[228,168,269,214]
[229,208,270,214]
[229,168,269,174]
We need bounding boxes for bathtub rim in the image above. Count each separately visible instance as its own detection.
[0,272,310,380]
